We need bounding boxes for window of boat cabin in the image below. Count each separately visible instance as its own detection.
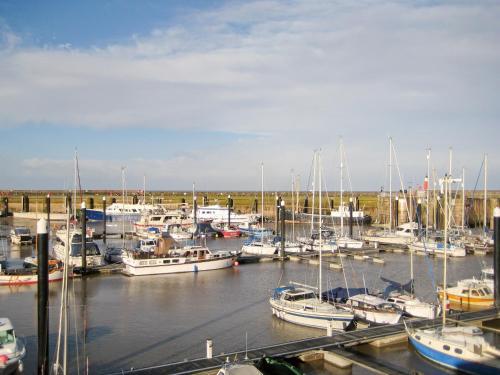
[454,348,463,354]
[477,289,485,296]
[0,329,15,344]
[471,290,480,296]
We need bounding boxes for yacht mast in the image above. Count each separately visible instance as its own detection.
[484,154,488,236]
[261,163,264,241]
[389,137,393,231]
[462,168,465,230]
[143,175,146,205]
[121,167,126,250]
[340,139,344,237]
[73,149,77,220]
[318,152,322,301]
[442,174,449,327]
[426,149,431,239]
[291,170,295,241]
[311,152,317,237]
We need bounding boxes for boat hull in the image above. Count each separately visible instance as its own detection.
[438,290,494,307]
[0,269,64,285]
[270,299,353,330]
[409,335,499,375]
[123,256,234,276]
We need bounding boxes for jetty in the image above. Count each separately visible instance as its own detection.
[106,308,498,375]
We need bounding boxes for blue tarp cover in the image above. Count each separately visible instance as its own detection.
[321,287,366,303]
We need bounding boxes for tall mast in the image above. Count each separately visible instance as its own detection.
[340,139,344,237]
[310,152,317,237]
[122,167,126,250]
[462,168,465,230]
[318,152,322,301]
[291,170,295,241]
[389,137,392,231]
[73,148,77,220]
[261,163,264,242]
[484,154,488,236]
[442,174,449,327]
[143,175,146,205]
[426,149,431,239]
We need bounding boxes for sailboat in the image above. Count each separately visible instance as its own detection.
[241,163,278,256]
[405,174,500,374]
[270,151,355,330]
[335,139,363,249]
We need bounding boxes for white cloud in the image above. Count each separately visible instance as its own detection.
[0,1,499,189]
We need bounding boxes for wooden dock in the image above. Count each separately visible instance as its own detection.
[105,308,498,375]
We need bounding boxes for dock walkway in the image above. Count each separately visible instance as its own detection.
[107,308,498,375]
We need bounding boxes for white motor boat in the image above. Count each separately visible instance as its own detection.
[0,318,26,374]
[270,285,354,330]
[9,228,32,245]
[362,222,418,247]
[193,205,258,225]
[241,241,277,256]
[336,236,363,249]
[346,294,403,325]
[162,223,193,241]
[53,231,105,267]
[409,240,466,257]
[122,239,234,276]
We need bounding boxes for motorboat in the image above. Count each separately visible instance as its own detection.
[52,230,105,268]
[457,267,494,290]
[409,239,466,257]
[122,238,234,276]
[9,228,32,245]
[346,294,403,325]
[362,222,418,247]
[330,205,372,225]
[162,223,193,241]
[0,259,64,286]
[0,318,26,374]
[270,285,354,330]
[134,211,187,232]
[438,281,494,308]
[336,236,363,249]
[193,205,258,225]
[213,224,242,238]
[241,241,277,256]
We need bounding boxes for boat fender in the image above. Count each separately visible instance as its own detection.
[234,261,239,266]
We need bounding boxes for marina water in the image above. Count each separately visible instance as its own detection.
[0,218,494,374]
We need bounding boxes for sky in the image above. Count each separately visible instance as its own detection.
[0,0,499,192]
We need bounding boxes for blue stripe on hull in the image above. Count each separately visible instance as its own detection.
[409,336,498,375]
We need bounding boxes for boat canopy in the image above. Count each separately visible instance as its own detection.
[380,276,414,297]
[321,287,367,303]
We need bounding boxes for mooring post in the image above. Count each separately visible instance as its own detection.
[326,321,333,337]
[46,194,51,236]
[81,202,87,273]
[206,339,213,359]
[37,218,49,375]
[280,200,285,259]
[275,195,281,235]
[494,207,500,307]
[102,196,107,245]
[349,198,354,238]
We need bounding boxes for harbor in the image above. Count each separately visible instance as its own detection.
[2,1,500,374]
[1,203,499,374]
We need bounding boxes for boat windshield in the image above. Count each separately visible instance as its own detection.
[0,329,15,345]
[15,228,30,235]
[70,242,101,257]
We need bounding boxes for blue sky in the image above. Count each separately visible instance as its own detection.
[0,0,499,191]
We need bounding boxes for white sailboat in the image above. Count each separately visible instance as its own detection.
[405,174,500,374]
[270,151,355,330]
[336,139,363,249]
[241,163,277,256]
